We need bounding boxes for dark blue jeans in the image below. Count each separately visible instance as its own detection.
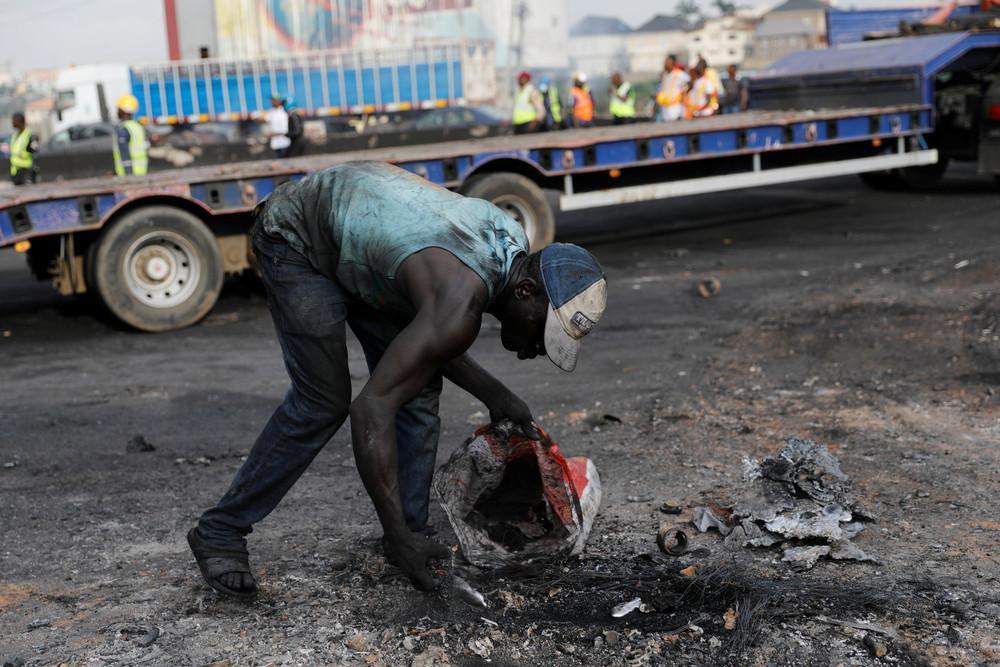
[198,230,442,547]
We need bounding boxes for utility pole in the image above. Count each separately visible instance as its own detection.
[506,1,528,101]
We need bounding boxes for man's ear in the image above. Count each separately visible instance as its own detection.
[514,277,539,300]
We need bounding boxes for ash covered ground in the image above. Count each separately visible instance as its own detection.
[1,170,999,666]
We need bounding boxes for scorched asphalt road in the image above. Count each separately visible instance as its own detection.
[1,169,998,665]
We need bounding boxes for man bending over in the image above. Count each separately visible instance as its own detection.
[188,161,607,596]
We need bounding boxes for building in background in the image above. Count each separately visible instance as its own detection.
[165,0,568,71]
[568,15,631,78]
[626,14,689,75]
[686,16,756,69]
[747,0,829,69]
[24,97,55,142]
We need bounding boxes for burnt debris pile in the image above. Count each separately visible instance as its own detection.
[694,438,876,570]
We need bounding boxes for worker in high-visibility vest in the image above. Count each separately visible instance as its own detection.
[608,72,636,125]
[512,71,545,134]
[655,54,690,122]
[684,62,720,119]
[538,76,564,130]
[113,95,149,176]
[568,72,595,128]
[697,57,724,100]
[8,112,38,185]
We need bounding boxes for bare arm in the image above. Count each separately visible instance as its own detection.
[349,250,485,589]
[350,306,478,535]
[442,354,540,438]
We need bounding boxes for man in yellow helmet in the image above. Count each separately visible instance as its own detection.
[113,95,149,176]
[8,112,39,185]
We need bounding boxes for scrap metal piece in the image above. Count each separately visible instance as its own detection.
[828,539,876,563]
[692,506,733,536]
[723,519,782,550]
[659,500,683,515]
[451,574,487,608]
[697,277,721,298]
[657,526,689,556]
[781,545,831,570]
[611,597,643,618]
[764,502,853,540]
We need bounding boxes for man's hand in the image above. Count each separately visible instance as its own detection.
[385,533,452,591]
[488,390,542,440]
[441,354,543,440]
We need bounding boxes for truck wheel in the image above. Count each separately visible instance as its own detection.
[462,173,556,251]
[91,205,223,332]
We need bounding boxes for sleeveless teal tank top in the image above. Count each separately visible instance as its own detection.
[259,161,528,316]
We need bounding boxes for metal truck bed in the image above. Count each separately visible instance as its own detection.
[0,104,933,247]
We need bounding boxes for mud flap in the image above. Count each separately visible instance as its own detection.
[434,421,601,567]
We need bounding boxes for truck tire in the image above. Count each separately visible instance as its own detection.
[461,172,556,251]
[91,205,223,332]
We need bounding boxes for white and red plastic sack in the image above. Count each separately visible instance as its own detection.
[434,421,602,567]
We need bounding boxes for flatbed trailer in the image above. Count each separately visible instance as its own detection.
[0,105,937,332]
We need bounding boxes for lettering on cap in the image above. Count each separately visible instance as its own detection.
[570,311,596,335]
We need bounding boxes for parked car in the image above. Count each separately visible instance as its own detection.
[323,105,507,138]
[44,123,116,154]
[411,105,507,132]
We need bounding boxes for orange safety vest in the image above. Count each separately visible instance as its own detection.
[656,68,689,107]
[570,86,594,122]
[684,76,719,119]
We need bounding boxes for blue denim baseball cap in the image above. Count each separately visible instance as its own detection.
[539,243,607,372]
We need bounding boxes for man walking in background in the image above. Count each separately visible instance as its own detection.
[8,112,38,185]
[267,93,292,158]
[284,97,307,157]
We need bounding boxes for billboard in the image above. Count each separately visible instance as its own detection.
[210,0,566,70]
[214,0,474,56]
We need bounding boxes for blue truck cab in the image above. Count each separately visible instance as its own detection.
[750,30,1000,188]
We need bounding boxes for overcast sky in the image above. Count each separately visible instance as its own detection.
[0,0,937,73]
[0,0,167,72]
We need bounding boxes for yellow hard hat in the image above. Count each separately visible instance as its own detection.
[117,94,139,114]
